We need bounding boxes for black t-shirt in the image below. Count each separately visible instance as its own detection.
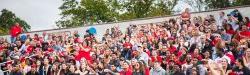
[233,67,250,75]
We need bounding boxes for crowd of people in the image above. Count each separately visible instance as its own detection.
[1,8,250,75]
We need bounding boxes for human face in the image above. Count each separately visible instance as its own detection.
[204,51,210,59]
[242,25,248,31]
[192,58,198,65]
[81,63,87,70]
[235,60,241,67]
[153,62,160,69]
[110,65,116,71]
[192,67,198,75]
[221,59,228,68]
[135,62,140,69]
[246,49,250,57]
[152,50,157,56]
[62,64,67,69]
[52,64,58,70]
[194,48,199,54]
[36,61,41,66]
[122,62,129,69]
[44,58,49,65]
[69,65,75,72]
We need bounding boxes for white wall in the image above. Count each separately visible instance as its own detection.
[1,6,250,42]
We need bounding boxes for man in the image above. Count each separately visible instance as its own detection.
[119,61,132,75]
[150,62,167,75]
[220,29,231,44]
[136,46,150,66]
[217,12,226,29]
[10,23,22,43]
[122,39,132,60]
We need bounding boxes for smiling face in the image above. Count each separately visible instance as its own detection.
[135,62,140,70]
[69,65,75,72]
[246,49,250,57]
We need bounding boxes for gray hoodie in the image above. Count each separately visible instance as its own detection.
[150,67,167,75]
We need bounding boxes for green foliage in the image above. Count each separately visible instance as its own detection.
[57,0,179,28]
[185,0,250,12]
[232,0,250,6]
[0,9,30,35]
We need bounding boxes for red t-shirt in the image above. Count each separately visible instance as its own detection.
[240,31,250,37]
[226,29,236,35]
[123,42,132,49]
[0,46,4,52]
[145,67,150,75]
[191,53,203,60]
[247,22,250,27]
[75,46,92,61]
[10,25,22,37]
[181,12,190,20]
[119,69,133,75]
[150,56,162,63]
[26,45,34,54]
[168,46,177,54]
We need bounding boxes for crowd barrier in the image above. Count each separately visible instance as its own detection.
[1,6,250,42]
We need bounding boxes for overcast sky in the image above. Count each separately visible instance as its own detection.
[0,0,191,31]
[0,0,63,31]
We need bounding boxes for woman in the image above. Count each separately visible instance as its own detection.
[243,48,250,69]
[186,66,199,75]
[132,61,145,75]
[233,58,250,75]
[36,60,44,75]
[68,64,80,75]
[224,23,235,35]
[43,58,52,75]
[58,63,69,75]
[77,41,92,63]
[79,59,89,75]
[50,62,60,75]
[245,17,250,27]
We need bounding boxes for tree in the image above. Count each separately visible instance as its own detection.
[148,0,178,16]
[183,0,208,12]
[0,9,30,35]
[232,0,250,6]
[205,0,231,9]
[57,0,179,28]
[56,0,119,28]
[184,0,250,12]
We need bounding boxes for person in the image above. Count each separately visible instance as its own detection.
[119,61,132,75]
[132,61,145,75]
[172,64,185,75]
[217,12,226,29]
[2,7,250,75]
[104,64,119,75]
[26,64,39,75]
[243,48,250,69]
[220,29,232,44]
[43,58,52,75]
[186,66,200,75]
[233,58,250,75]
[68,64,80,75]
[136,46,150,66]
[150,62,166,75]
[245,17,250,27]
[10,22,22,43]
[58,63,69,75]
[49,62,60,75]
[181,8,191,21]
